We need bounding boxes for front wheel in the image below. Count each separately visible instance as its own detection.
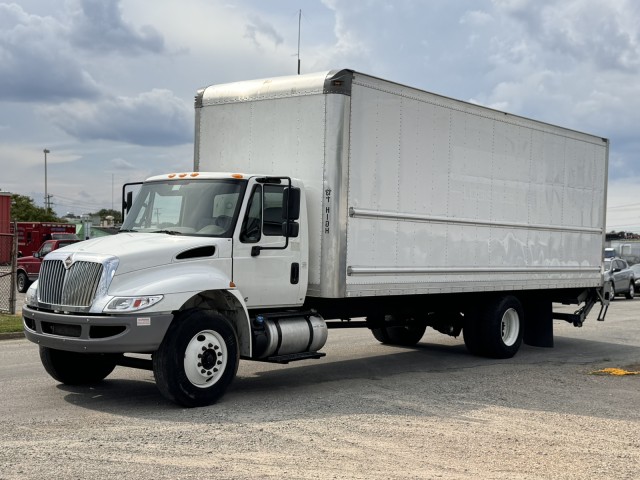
[17,271,31,293]
[39,347,118,384]
[153,310,239,408]
[463,295,524,359]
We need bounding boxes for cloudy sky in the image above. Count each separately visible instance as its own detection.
[1,0,639,231]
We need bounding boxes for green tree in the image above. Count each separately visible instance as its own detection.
[10,194,61,222]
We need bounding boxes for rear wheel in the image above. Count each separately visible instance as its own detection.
[463,295,524,359]
[153,310,239,408]
[626,282,635,300]
[39,347,118,384]
[367,314,427,346]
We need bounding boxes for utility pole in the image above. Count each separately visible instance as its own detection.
[43,149,50,212]
[297,9,301,74]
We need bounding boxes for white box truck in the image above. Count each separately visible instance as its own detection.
[23,70,611,407]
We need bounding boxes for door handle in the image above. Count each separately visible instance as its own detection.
[290,263,299,285]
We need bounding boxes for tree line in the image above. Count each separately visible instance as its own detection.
[9,193,122,224]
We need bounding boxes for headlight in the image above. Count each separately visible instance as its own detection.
[103,295,163,313]
[25,280,38,307]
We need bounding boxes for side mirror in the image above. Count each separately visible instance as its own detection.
[125,191,133,213]
[282,187,301,220]
[33,252,40,259]
[121,181,143,220]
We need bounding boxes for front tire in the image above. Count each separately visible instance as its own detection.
[153,310,239,408]
[367,314,427,346]
[17,271,31,293]
[463,295,524,359]
[39,347,118,384]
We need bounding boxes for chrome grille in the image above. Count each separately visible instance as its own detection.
[39,260,104,307]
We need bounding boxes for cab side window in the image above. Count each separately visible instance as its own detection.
[240,186,262,243]
[263,185,285,236]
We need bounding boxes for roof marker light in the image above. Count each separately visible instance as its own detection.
[178,173,187,178]
[231,173,244,179]
[168,174,176,178]
[190,172,200,177]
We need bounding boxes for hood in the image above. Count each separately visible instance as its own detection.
[59,233,227,275]
[17,255,38,264]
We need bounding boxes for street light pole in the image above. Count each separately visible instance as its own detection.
[43,149,50,212]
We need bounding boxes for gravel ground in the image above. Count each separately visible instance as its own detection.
[0,301,639,479]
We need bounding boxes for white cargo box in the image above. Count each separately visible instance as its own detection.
[195,69,608,299]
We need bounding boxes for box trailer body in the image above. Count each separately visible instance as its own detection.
[23,69,611,408]
[195,69,608,300]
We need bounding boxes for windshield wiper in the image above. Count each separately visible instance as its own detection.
[151,230,183,235]
[118,229,136,233]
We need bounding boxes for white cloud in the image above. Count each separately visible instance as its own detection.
[68,0,166,55]
[607,177,640,232]
[244,14,284,49]
[111,158,136,170]
[2,0,640,226]
[42,89,192,146]
[0,3,101,102]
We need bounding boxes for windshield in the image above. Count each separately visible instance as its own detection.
[121,179,247,237]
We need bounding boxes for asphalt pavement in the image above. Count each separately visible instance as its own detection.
[0,297,638,479]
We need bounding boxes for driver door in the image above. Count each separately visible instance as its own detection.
[232,181,305,308]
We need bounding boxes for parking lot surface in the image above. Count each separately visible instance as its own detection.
[0,299,638,479]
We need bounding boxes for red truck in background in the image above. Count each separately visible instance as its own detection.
[16,238,80,292]
[11,222,77,258]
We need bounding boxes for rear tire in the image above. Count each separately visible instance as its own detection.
[367,314,427,346]
[153,310,239,408]
[463,295,524,359]
[625,282,635,300]
[39,347,118,384]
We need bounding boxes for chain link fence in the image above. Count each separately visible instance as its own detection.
[0,230,17,314]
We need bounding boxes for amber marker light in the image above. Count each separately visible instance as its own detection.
[168,174,176,178]
[231,173,244,179]
[178,173,188,178]
[190,173,199,177]
[229,281,236,288]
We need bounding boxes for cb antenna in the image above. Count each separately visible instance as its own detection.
[297,9,301,74]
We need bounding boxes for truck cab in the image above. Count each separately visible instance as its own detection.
[120,172,308,308]
[22,173,318,407]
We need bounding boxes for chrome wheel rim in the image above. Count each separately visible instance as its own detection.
[501,308,520,346]
[184,330,228,388]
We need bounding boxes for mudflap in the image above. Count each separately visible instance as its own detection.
[523,297,554,348]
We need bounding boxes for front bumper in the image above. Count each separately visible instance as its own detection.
[22,306,173,354]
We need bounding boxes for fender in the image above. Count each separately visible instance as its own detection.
[179,288,253,358]
[106,260,234,306]
[106,262,253,357]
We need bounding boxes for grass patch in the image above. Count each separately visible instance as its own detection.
[0,314,22,334]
